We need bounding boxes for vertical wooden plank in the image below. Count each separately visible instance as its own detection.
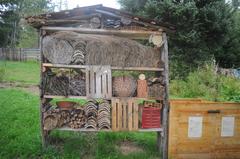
[90,66,95,97]
[111,99,117,131]
[128,99,133,131]
[122,100,127,130]
[133,100,139,131]
[86,66,90,97]
[95,66,101,98]
[107,68,112,98]
[102,69,107,98]
[161,32,169,159]
[39,29,49,147]
[118,100,123,131]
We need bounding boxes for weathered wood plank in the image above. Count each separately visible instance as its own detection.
[42,26,162,39]
[128,99,133,131]
[133,100,139,130]
[161,32,169,159]
[42,63,164,71]
[111,99,117,131]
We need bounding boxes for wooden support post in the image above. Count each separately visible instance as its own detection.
[160,32,169,159]
[40,29,50,147]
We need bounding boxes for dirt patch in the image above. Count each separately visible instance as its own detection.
[0,82,39,95]
[118,141,143,155]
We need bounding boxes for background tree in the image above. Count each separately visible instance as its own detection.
[119,0,240,79]
[0,0,50,48]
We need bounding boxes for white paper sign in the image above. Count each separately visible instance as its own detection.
[188,116,203,138]
[221,116,235,137]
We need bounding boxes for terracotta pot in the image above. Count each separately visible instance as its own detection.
[56,101,76,110]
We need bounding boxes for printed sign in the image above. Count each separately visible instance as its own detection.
[188,116,203,138]
[221,116,235,137]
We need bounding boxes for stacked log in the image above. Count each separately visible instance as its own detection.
[43,99,111,130]
[147,77,165,99]
[43,107,61,130]
[58,110,71,127]
[68,108,86,129]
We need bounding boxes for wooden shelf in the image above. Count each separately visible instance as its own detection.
[42,63,164,72]
[43,95,161,101]
[41,27,162,40]
[57,127,111,132]
[138,128,163,132]
[43,95,87,99]
[56,127,163,132]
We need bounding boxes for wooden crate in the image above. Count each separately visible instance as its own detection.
[86,65,112,99]
[111,98,138,131]
[169,99,240,159]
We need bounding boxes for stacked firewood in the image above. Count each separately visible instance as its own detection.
[43,107,87,130]
[68,108,86,129]
[43,107,61,130]
[43,100,111,130]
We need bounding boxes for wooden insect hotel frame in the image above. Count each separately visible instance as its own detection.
[27,5,172,159]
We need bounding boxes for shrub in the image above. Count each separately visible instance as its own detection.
[170,62,240,102]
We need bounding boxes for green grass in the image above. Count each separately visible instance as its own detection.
[0,60,40,85]
[0,89,160,159]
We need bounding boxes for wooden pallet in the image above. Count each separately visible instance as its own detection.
[111,98,138,131]
[86,65,112,99]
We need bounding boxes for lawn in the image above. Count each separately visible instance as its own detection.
[0,89,160,159]
[0,60,40,85]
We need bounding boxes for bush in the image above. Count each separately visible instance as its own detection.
[170,63,240,102]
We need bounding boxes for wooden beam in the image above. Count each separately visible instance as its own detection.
[41,27,162,39]
[57,127,112,132]
[42,63,87,69]
[138,128,163,132]
[43,95,87,99]
[161,32,169,159]
[42,63,164,71]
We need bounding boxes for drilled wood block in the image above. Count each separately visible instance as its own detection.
[111,98,138,131]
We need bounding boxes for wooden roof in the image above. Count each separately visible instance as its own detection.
[26,4,174,32]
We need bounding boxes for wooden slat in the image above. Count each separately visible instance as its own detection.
[57,127,112,132]
[122,100,127,130]
[42,63,164,71]
[133,100,139,130]
[118,100,122,131]
[43,95,87,99]
[138,128,163,132]
[42,63,87,69]
[111,99,117,131]
[128,99,133,131]
[111,66,164,71]
[42,26,162,40]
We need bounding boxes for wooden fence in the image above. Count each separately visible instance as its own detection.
[0,48,40,61]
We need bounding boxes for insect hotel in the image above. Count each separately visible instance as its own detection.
[26,5,172,159]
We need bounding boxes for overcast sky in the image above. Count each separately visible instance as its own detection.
[53,0,120,10]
